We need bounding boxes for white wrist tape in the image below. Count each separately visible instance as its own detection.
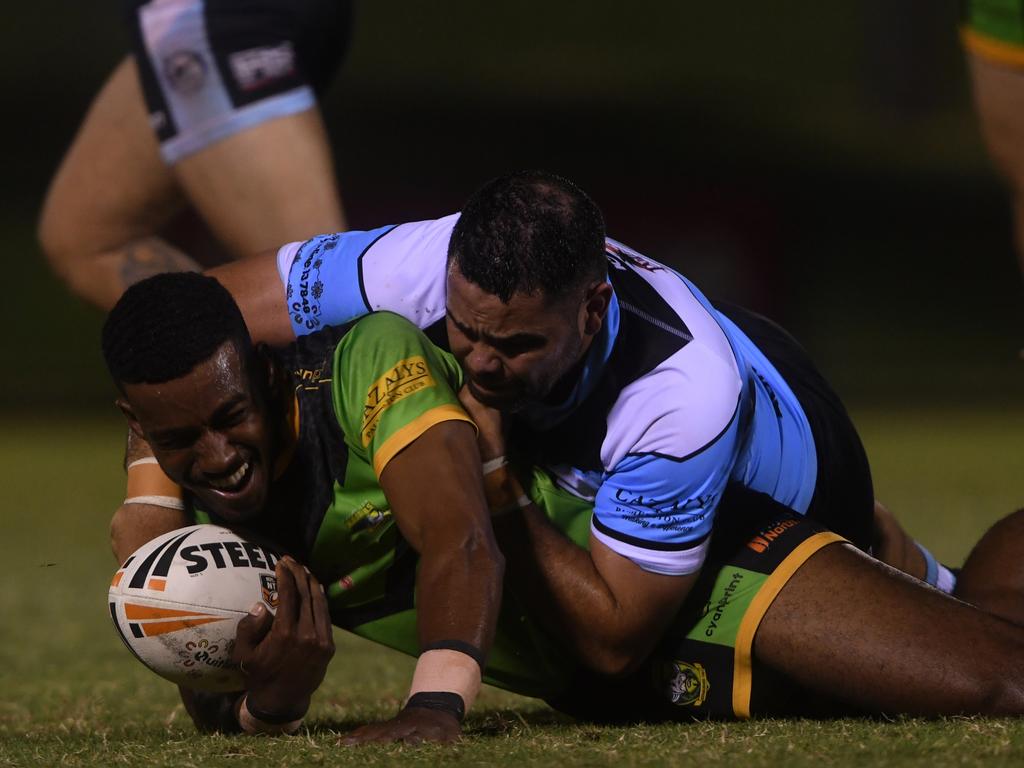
[481,456,508,475]
[126,457,160,469]
[123,495,185,510]
[407,649,482,712]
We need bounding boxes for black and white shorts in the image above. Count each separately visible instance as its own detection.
[124,0,353,164]
[715,301,876,552]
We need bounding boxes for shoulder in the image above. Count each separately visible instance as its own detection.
[606,348,742,465]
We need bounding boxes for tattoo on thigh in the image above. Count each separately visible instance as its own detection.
[118,238,200,290]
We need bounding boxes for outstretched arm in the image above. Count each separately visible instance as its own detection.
[343,419,504,744]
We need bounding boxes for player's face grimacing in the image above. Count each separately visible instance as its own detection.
[445,266,605,411]
[118,342,275,521]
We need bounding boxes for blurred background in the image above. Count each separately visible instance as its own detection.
[1,3,1022,742]
[3,0,1020,411]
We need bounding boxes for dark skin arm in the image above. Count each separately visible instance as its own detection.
[113,417,501,741]
[461,387,693,677]
[343,419,505,744]
[111,438,334,734]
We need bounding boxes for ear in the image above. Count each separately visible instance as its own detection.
[115,398,145,440]
[581,282,613,337]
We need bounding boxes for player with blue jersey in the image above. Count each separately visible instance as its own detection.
[107,272,1024,737]
[207,171,954,682]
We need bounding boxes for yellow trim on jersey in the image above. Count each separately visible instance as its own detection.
[731,531,847,719]
[371,404,476,479]
[963,27,1024,69]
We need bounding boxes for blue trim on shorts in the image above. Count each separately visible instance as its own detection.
[161,86,315,163]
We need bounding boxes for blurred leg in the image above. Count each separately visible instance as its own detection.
[38,57,346,311]
[755,541,1024,715]
[38,58,198,309]
[173,105,345,258]
[968,52,1024,276]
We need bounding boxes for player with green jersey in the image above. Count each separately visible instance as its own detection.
[105,272,1024,740]
[104,272,854,725]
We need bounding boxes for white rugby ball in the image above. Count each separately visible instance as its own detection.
[108,524,282,692]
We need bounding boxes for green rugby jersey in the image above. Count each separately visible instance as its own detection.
[196,312,590,699]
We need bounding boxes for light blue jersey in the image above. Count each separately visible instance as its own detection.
[277,217,817,576]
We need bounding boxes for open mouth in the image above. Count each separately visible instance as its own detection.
[206,461,253,494]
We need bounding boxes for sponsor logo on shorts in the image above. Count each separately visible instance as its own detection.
[229,42,297,91]
[361,356,436,445]
[747,518,799,554]
[163,50,207,94]
[664,660,709,707]
[701,571,744,638]
[260,574,279,609]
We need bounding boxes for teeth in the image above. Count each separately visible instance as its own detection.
[209,462,249,490]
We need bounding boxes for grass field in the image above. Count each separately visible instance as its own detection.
[1,408,1023,766]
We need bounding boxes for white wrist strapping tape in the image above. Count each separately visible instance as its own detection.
[407,649,482,711]
[123,495,185,510]
[126,457,160,470]
[481,456,508,475]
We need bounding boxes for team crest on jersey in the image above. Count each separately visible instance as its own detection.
[664,660,709,707]
[260,574,279,609]
[361,356,436,445]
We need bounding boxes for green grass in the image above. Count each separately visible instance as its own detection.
[1,409,1022,766]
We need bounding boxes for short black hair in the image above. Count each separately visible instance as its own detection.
[102,272,252,386]
[448,170,607,303]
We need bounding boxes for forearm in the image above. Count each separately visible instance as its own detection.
[414,531,504,654]
[493,503,637,674]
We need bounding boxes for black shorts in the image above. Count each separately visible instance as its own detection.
[124,0,353,163]
[714,302,875,552]
[546,494,848,722]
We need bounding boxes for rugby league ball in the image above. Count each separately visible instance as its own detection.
[108,525,282,691]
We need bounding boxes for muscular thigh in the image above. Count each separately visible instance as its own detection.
[546,494,847,722]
